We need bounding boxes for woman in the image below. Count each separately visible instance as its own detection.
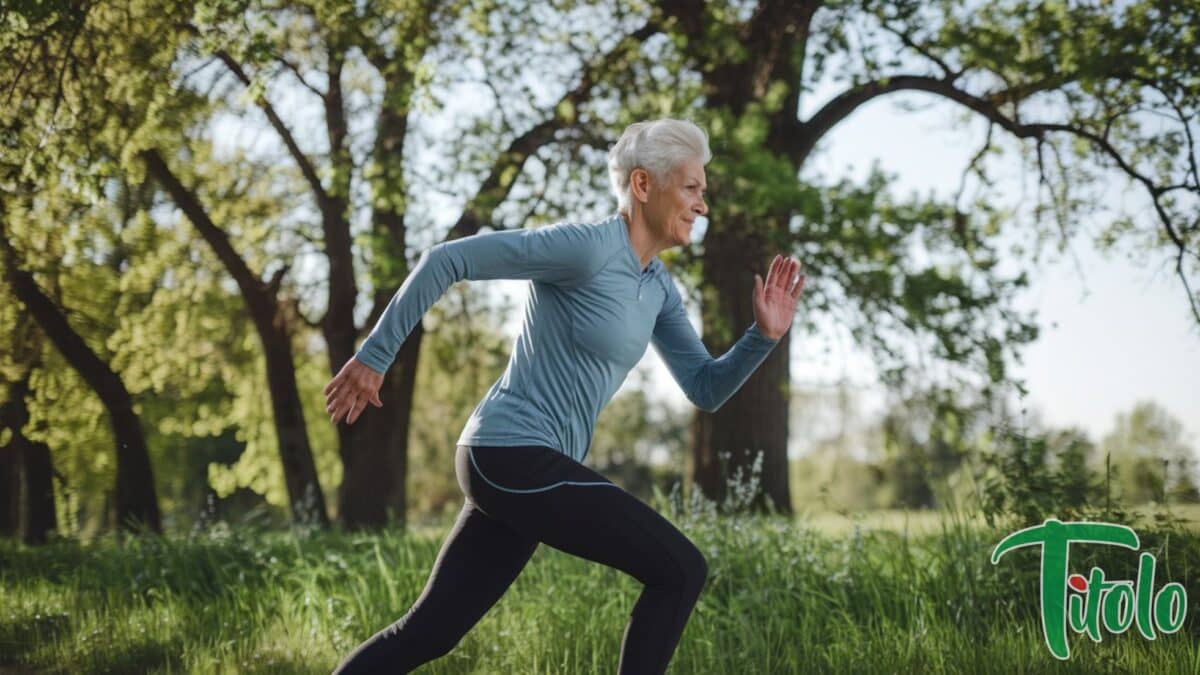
[327,118,806,674]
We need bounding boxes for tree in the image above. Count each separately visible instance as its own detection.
[1,0,334,528]
[2,1,318,532]
[879,387,988,508]
[0,204,162,534]
[0,370,59,544]
[141,150,331,527]
[1102,401,1199,505]
[625,0,1199,513]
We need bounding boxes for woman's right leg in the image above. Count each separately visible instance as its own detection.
[332,498,538,674]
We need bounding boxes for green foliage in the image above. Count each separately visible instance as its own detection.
[0,164,282,533]
[206,335,341,519]
[974,401,1199,531]
[791,165,1039,397]
[1,1,205,185]
[880,388,990,509]
[978,424,1106,528]
[1101,400,1200,506]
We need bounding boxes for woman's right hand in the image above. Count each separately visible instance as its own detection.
[323,356,385,426]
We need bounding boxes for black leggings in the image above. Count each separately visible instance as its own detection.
[332,444,708,674]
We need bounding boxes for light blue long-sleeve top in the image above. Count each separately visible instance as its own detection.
[355,212,779,463]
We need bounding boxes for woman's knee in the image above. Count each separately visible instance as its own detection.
[652,536,707,596]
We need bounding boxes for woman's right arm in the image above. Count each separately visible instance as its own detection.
[354,223,601,374]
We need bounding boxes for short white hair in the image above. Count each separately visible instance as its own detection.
[607,118,712,215]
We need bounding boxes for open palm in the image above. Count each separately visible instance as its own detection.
[753,255,806,340]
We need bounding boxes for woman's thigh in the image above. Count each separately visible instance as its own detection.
[456,444,705,587]
[414,498,540,616]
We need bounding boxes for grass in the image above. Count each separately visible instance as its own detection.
[1,505,1198,674]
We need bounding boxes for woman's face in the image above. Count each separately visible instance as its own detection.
[639,157,708,247]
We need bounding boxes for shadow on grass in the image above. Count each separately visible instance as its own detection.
[91,639,182,675]
[240,657,333,675]
[0,612,70,666]
[0,614,188,675]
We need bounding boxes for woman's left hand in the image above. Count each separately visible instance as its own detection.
[753,255,806,341]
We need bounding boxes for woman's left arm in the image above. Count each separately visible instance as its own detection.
[651,255,805,412]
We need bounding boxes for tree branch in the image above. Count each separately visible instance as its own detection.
[323,44,351,203]
[955,120,995,210]
[275,54,325,98]
[799,73,1200,323]
[214,49,330,206]
[288,293,322,331]
[0,215,122,402]
[983,75,1070,108]
[140,148,278,321]
[266,262,290,298]
[442,18,661,242]
[878,20,962,81]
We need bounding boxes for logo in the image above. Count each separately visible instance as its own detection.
[991,518,1188,660]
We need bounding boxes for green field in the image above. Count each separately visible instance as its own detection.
[3,507,1198,674]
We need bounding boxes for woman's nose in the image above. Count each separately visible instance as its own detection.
[695,198,708,216]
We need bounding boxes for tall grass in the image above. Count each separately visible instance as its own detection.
[2,489,1197,673]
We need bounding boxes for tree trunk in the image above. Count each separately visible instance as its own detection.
[337,322,421,529]
[142,149,329,528]
[691,213,793,514]
[0,244,161,533]
[0,442,19,538]
[20,435,56,545]
[0,433,57,545]
[334,17,653,527]
[263,332,330,527]
[334,86,416,529]
[1,366,59,543]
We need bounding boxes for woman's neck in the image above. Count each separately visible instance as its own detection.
[620,210,667,270]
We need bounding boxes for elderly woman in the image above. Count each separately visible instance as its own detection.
[327,118,805,674]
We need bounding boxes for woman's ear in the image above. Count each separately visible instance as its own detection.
[630,167,652,204]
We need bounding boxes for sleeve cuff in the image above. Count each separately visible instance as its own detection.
[354,344,391,375]
[746,322,780,347]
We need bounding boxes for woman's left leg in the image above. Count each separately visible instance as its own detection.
[332,499,539,674]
